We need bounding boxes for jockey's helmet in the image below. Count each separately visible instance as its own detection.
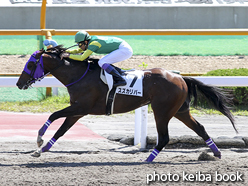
[75,30,91,43]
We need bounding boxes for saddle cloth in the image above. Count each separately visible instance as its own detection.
[100,69,144,115]
[101,69,144,97]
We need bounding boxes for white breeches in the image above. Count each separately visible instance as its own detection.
[98,41,133,67]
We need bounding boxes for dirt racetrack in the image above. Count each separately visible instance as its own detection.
[0,139,247,185]
[1,55,248,74]
[1,55,248,185]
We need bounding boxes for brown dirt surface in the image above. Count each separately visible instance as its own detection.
[0,139,247,185]
[1,55,248,74]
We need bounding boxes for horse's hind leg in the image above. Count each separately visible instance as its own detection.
[174,110,221,158]
[146,119,170,162]
[146,100,179,162]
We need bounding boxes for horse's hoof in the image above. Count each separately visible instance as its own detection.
[214,154,221,159]
[143,159,153,163]
[214,152,221,159]
[31,150,41,158]
[37,140,43,148]
[37,136,44,147]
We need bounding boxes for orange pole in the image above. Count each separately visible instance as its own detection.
[40,0,52,97]
[45,30,53,49]
[40,0,47,29]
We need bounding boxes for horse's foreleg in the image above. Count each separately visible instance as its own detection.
[32,116,81,157]
[37,120,51,147]
[36,104,84,147]
[37,117,58,147]
[43,116,81,151]
[43,116,80,151]
[175,111,221,158]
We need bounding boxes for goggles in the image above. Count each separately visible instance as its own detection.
[77,42,85,47]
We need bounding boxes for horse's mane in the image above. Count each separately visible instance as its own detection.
[44,45,99,70]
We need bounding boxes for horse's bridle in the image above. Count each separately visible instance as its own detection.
[22,53,46,89]
[23,49,90,88]
[22,51,63,89]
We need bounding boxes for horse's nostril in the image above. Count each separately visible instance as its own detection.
[16,82,23,89]
[16,82,21,87]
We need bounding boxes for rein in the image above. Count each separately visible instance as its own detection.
[43,51,91,87]
[65,62,90,87]
[46,51,90,87]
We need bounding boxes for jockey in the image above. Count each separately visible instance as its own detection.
[60,30,133,87]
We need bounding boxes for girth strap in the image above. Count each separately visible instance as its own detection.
[105,87,117,116]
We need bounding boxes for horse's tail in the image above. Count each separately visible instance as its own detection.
[182,76,237,133]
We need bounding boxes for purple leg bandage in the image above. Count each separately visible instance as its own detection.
[205,138,221,158]
[102,63,114,73]
[146,149,160,162]
[38,120,51,136]
[41,138,56,152]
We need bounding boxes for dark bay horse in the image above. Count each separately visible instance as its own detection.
[16,47,237,161]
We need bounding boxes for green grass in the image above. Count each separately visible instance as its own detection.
[0,96,70,113]
[129,35,248,56]
[204,68,248,76]
[0,87,68,102]
[1,35,248,56]
[0,97,247,116]
[0,87,46,102]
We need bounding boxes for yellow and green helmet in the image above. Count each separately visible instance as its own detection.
[75,30,91,43]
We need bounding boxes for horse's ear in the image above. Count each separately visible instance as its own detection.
[35,49,45,58]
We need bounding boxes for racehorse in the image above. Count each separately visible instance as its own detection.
[16,46,237,162]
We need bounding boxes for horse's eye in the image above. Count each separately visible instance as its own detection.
[27,62,35,70]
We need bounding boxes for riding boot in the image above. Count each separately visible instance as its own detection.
[109,68,127,87]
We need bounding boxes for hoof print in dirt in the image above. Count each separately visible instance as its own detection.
[198,152,219,161]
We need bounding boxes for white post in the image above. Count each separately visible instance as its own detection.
[140,105,148,149]
[52,87,58,96]
[134,105,148,148]
[134,107,141,146]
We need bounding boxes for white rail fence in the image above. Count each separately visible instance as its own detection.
[2,76,248,87]
[1,76,248,148]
